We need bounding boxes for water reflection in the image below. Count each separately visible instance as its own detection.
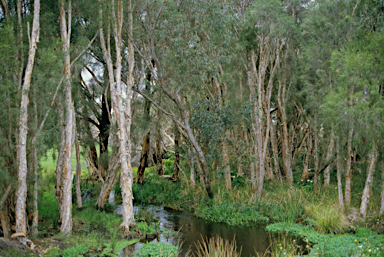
[117,205,270,257]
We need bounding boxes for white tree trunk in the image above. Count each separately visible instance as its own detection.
[360,144,378,219]
[15,0,40,236]
[336,136,344,209]
[99,0,135,231]
[324,132,335,186]
[58,0,75,233]
[345,129,354,207]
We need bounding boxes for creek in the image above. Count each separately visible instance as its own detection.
[109,191,277,257]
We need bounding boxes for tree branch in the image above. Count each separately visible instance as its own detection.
[0,184,12,212]
[133,87,187,131]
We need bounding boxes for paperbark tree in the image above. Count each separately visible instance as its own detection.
[99,0,135,230]
[14,0,40,237]
[345,129,354,207]
[336,136,344,209]
[323,132,335,186]
[360,144,378,219]
[57,0,76,233]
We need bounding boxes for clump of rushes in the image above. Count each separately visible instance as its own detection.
[266,185,308,223]
[304,203,349,233]
[256,233,304,257]
[193,236,241,257]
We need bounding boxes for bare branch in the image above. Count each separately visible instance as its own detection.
[0,184,12,212]
[133,87,187,130]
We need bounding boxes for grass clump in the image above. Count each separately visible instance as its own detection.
[256,234,304,257]
[193,236,241,257]
[133,242,178,257]
[305,203,349,233]
[265,185,307,223]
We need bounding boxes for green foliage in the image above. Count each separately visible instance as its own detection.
[56,244,88,257]
[194,236,241,257]
[38,192,60,233]
[266,223,384,257]
[133,242,178,257]
[137,222,156,234]
[195,197,269,226]
[102,239,140,256]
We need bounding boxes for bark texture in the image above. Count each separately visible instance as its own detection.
[136,132,150,184]
[336,136,344,209]
[360,144,378,219]
[95,154,120,209]
[345,129,354,207]
[99,0,135,230]
[15,0,40,236]
[58,0,75,233]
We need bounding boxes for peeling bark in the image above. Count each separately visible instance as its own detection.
[58,0,75,234]
[270,123,281,181]
[136,132,150,184]
[336,136,344,209]
[360,144,378,219]
[95,154,120,209]
[345,129,354,207]
[99,0,135,230]
[15,0,40,236]
[0,209,10,238]
[301,134,312,182]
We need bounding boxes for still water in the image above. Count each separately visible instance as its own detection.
[115,204,272,257]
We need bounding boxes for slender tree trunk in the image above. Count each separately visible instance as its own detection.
[156,110,165,176]
[360,144,378,219]
[270,123,281,181]
[95,154,120,209]
[223,130,231,189]
[136,132,150,184]
[336,136,344,209]
[278,81,293,184]
[31,93,39,236]
[214,76,231,189]
[345,129,354,207]
[250,162,256,190]
[197,160,204,185]
[313,127,319,190]
[75,134,82,209]
[0,209,10,238]
[189,148,195,187]
[98,0,135,230]
[58,0,75,233]
[324,132,335,186]
[55,104,66,212]
[172,129,180,181]
[301,135,312,182]
[15,0,40,236]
